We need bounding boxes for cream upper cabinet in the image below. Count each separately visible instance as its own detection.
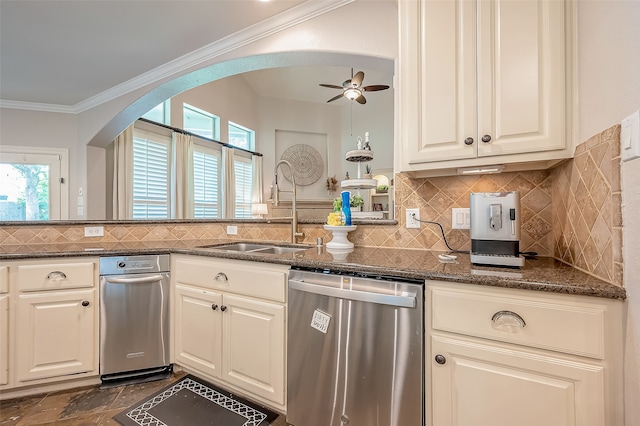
[426,281,624,426]
[397,0,573,176]
[172,255,287,410]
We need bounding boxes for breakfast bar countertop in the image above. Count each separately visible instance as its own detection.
[0,240,626,300]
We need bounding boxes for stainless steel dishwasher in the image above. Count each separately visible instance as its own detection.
[99,254,171,385]
[287,267,424,426]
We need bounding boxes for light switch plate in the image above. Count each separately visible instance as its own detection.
[452,208,471,230]
[621,110,640,162]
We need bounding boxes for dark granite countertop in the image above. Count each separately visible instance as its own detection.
[0,240,626,300]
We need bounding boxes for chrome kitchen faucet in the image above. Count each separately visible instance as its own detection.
[272,159,305,243]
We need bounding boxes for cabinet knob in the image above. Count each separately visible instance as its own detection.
[214,272,228,282]
[434,354,447,365]
[464,137,474,145]
[220,305,227,312]
[481,134,492,143]
[81,300,90,307]
[211,304,218,311]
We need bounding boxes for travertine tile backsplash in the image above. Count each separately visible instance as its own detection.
[0,125,622,285]
[551,125,622,285]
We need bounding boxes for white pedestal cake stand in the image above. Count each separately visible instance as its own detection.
[323,225,357,249]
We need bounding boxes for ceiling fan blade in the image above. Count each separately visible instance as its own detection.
[355,94,367,105]
[327,93,344,103]
[362,84,390,92]
[352,71,364,87]
[319,84,344,90]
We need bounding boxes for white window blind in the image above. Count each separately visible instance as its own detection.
[234,155,253,218]
[193,145,221,218]
[132,132,171,219]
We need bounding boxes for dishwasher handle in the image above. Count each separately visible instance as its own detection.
[103,274,166,284]
[289,278,417,308]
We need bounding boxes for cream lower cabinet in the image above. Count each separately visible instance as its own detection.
[431,335,603,426]
[0,294,8,386]
[172,255,287,410]
[426,281,624,426]
[16,289,96,383]
[1,258,99,391]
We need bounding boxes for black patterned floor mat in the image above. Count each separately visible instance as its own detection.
[113,374,278,426]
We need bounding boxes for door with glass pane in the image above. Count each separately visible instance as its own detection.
[0,152,63,220]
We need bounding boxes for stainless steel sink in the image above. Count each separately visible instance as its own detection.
[197,242,310,255]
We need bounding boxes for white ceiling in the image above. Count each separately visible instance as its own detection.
[0,0,393,109]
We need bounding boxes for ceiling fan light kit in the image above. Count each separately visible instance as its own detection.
[319,69,389,104]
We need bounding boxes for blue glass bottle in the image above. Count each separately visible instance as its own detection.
[341,191,352,226]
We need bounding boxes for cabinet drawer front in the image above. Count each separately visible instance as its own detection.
[431,288,605,359]
[174,257,286,302]
[0,266,8,293]
[17,261,96,292]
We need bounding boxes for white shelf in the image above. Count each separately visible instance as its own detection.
[341,178,378,189]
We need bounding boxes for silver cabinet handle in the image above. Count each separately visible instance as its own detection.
[491,310,526,328]
[481,134,492,143]
[211,304,218,311]
[81,300,90,307]
[214,272,228,282]
[47,271,67,280]
[220,305,227,312]
[464,137,474,145]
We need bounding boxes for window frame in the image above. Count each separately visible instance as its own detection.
[228,121,255,151]
[0,145,68,220]
[183,103,220,140]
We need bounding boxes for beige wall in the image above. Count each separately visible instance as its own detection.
[577,1,640,423]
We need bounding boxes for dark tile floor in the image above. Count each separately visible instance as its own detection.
[0,373,289,425]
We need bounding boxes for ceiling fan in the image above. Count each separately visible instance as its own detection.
[319,69,389,104]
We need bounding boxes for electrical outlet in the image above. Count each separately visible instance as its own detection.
[226,225,238,235]
[451,208,471,230]
[84,226,104,237]
[406,208,420,229]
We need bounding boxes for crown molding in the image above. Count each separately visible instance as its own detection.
[0,99,76,114]
[0,0,353,115]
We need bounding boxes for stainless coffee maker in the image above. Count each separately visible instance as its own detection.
[470,192,524,267]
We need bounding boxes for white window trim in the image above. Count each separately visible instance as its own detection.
[183,103,220,140]
[0,145,69,220]
[228,121,255,151]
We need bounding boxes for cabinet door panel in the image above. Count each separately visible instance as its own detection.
[0,294,8,386]
[17,289,96,382]
[174,285,222,377]
[478,0,565,156]
[222,294,285,405]
[431,335,604,426]
[418,0,477,162]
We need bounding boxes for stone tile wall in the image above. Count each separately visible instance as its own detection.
[551,125,622,285]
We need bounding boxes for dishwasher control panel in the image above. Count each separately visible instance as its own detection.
[100,254,170,275]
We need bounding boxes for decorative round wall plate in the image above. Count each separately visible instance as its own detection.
[280,144,324,186]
